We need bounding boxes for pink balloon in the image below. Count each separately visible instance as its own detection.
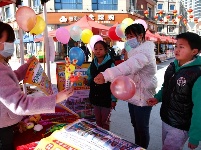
[133,19,148,30]
[89,35,103,51]
[110,76,136,100]
[56,27,70,44]
[16,6,37,32]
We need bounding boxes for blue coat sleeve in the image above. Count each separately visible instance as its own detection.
[86,64,92,85]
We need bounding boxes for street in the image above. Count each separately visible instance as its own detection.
[9,58,201,150]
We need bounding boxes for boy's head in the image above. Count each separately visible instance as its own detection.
[93,40,108,58]
[175,32,201,65]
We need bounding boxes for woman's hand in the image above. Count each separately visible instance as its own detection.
[121,49,128,60]
[146,98,158,106]
[188,142,198,150]
[56,87,74,103]
[27,56,36,65]
[94,73,105,84]
[111,102,116,110]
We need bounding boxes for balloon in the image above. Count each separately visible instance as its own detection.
[70,26,82,41]
[16,6,37,32]
[122,18,134,26]
[56,27,70,44]
[110,76,136,100]
[108,27,121,41]
[115,23,127,39]
[69,47,85,66]
[133,19,148,30]
[89,35,103,50]
[81,29,93,44]
[30,16,46,35]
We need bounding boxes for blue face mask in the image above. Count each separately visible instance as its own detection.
[124,37,139,52]
[0,42,14,58]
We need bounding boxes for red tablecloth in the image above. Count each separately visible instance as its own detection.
[14,106,78,150]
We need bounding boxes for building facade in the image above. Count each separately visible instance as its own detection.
[155,0,187,36]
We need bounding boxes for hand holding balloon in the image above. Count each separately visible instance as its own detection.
[110,76,136,100]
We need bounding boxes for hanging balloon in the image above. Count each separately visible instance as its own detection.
[69,47,85,66]
[81,29,93,44]
[56,27,70,44]
[110,76,136,100]
[115,23,127,39]
[89,35,103,51]
[133,19,148,31]
[122,18,134,26]
[16,6,37,32]
[108,27,121,41]
[30,16,46,35]
[70,25,82,41]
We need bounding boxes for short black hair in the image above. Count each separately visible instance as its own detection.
[125,23,146,41]
[94,40,109,52]
[176,32,201,52]
[0,22,15,42]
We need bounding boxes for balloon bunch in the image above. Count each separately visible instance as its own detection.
[108,18,148,41]
[16,6,46,35]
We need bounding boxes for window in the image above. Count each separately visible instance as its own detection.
[167,25,176,33]
[33,0,41,6]
[92,0,118,10]
[5,7,11,18]
[55,0,82,10]
[169,4,175,11]
[148,7,152,18]
[157,3,163,10]
[157,25,163,32]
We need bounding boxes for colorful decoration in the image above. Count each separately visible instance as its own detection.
[115,23,127,38]
[122,18,134,26]
[173,10,177,16]
[144,10,149,17]
[108,26,121,41]
[194,18,198,24]
[133,19,148,30]
[187,8,193,14]
[81,29,93,44]
[69,25,82,42]
[154,15,158,21]
[158,10,163,17]
[177,15,182,20]
[110,76,136,101]
[56,27,70,44]
[30,16,46,35]
[166,15,170,20]
[16,6,37,32]
[89,35,103,51]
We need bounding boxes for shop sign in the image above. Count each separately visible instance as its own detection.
[59,15,81,23]
[89,14,115,22]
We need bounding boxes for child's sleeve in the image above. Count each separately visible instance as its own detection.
[189,77,201,146]
[86,64,92,85]
[110,62,117,102]
[101,52,150,83]
[154,86,163,102]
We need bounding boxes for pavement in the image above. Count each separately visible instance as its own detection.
[9,57,201,150]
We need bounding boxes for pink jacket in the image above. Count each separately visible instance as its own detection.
[0,62,56,128]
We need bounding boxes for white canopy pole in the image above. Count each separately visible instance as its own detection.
[43,2,51,79]
[18,5,27,93]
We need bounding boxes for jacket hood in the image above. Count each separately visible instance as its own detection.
[94,54,112,67]
[174,56,201,72]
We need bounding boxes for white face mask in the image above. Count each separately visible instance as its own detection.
[124,37,139,52]
[0,42,14,58]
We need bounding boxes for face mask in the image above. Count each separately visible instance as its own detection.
[124,38,139,52]
[0,42,14,57]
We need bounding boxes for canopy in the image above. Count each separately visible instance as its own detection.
[0,0,16,7]
[48,15,110,37]
[146,30,157,42]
